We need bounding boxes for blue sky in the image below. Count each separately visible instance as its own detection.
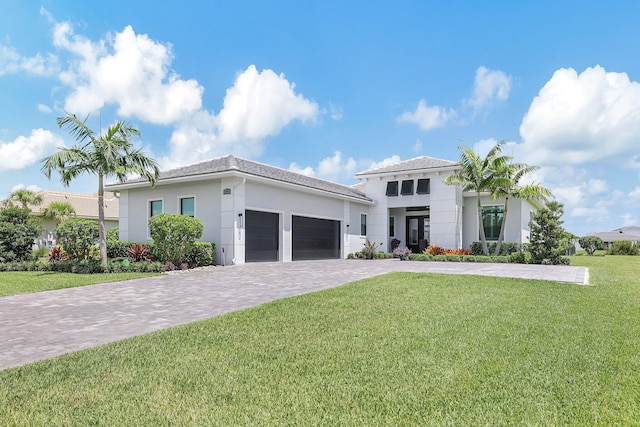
[1,1,639,237]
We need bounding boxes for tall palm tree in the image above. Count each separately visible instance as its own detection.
[40,201,77,233]
[41,113,160,266]
[444,141,511,255]
[4,189,44,209]
[490,162,553,255]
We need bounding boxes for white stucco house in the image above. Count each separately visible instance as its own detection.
[106,154,537,264]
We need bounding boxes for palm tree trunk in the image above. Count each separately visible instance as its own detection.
[494,197,508,256]
[477,192,489,255]
[98,173,108,267]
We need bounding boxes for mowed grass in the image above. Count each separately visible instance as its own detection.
[1,257,639,425]
[0,271,161,297]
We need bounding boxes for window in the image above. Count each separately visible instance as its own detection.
[149,200,163,217]
[386,181,398,196]
[360,214,367,236]
[481,205,504,241]
[401,180,414,195]
[180,197,195,217]
[417,178,430,194]
[389,216,395,237]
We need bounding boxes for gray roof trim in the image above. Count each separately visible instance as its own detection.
[355,156,459,177]
[106,155,373,203]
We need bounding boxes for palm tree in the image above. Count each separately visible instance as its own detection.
[444,141,511,255]
[41,113,160,266]
[490,162,553,256]
[4,189,44,209]
[40,201,77,233]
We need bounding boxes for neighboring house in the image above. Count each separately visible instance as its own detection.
[106,155,538,265]
[591,226,640,249]
[29,190,119,248]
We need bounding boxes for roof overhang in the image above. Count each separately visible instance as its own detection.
[106,170,374,205]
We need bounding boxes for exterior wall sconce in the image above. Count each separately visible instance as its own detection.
[238,212,244,228]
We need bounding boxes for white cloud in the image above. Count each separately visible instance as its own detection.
[317,151,357,181]
[622,213,637,226]
[217,65,318,142]
[629,186,640,200]
[37,104,53,113]
[329,103,343,120]
[366,155,401,171]
[466,66,512,113]
[288,163,316,177]
[162,65,320,169]
[11,183,42,193]
[397,99,456,130]
[587,179,609,195]
[413,139,422,153]
[0,43,59,76]
[54,23,203,124]
[520,65,640,165]
[0,129,63,170]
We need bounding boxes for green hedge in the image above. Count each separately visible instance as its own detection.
[470,241,528,256]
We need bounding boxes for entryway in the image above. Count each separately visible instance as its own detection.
[406,216,430,254]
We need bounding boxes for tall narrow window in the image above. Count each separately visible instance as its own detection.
[389,216,395,237]
[360,214,367,236]
[481,205,503,241]
[150,200,163,217]
[180,197,195,217]
[401,180,414,195]
[417,178,430,194]
[386,181,398,196]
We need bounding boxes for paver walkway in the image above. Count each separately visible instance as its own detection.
[0,259,587,371]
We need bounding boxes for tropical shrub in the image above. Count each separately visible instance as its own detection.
[360,240,383,259]
[48,246,67,262]
[609,240,639,256]
[148,214,204,264]
[393,246,412,260]
[106,227,119,242]
[578,235,604,255]
[529,202,565,265]
[425,245,446,256]
[185,242,216,266]
[0,206,43,262]
[56,219,100,261]
[508,251,532,264]
[128,244,152,263]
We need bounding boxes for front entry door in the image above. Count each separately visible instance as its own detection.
[406,216,430,254]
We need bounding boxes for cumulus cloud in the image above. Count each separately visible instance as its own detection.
[465,66,512,113]
[11,183,42,193]
[162,65,320,168]
[54,23,203,124]
[397,100,456,130]
[519,65,640,165]
[288,162,316,177]
[329,103,343,120]
[0,129,63,170]
[399,66,511,131]
[37,104,53,113]
[0,43,59,76]
[317,151,357,181]
[366,155,401,171]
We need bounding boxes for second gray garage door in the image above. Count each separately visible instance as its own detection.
[292,216,340,260]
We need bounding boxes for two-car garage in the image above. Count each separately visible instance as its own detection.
[245,210,341,262]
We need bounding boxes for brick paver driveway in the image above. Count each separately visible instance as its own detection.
[0,259,587,371]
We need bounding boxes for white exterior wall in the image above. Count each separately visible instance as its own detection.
[119,180,223,259]
[245,180,369,262]
[461,194,534,249]
[359,170,462,252]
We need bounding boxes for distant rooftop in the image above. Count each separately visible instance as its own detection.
[355,156,458,177]
[30,190,119,220]
[109,155,371,202]
[591,226,640,242]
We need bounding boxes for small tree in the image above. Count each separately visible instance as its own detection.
[2,189,44,209]
[56,219,99,261]
[578,235,604,255]
[40,201,76,234]
[0,206,43,262]
[148,214,204,264]
[529,201,565,264]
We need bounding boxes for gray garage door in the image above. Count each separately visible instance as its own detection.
[292,216,340,260]
[246,210,279,262]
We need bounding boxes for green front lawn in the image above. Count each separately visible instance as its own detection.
[0,256,638,425]
[0,271,161,297]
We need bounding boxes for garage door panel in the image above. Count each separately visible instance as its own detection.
[246,210,279,262]
[292,216,340,260]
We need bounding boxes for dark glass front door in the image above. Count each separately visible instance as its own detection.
[406,216,430,254]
